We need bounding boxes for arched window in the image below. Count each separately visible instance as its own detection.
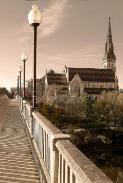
[74,85,80,96]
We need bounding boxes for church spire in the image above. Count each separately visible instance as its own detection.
[103,17,116,71]
[108,17,112,39]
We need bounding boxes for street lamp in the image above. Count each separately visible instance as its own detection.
[19,66,22,97]
[21,51,28,99]
[28,4,41,109]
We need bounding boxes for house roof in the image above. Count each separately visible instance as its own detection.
[47,73,67,85]
[68,67,115,82]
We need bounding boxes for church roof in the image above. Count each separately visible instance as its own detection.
[68,67,115,82]
[47,73,67,85]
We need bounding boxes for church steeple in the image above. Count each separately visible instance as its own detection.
[103,17,116,71]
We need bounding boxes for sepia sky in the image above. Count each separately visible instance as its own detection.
[0,0,123,89]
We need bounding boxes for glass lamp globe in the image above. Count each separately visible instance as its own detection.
[21,51,28,61]
[28,4,41,26]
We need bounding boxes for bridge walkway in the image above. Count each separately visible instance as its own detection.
[0,99,40,183]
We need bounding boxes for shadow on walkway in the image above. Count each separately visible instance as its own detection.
[0,99,40,183]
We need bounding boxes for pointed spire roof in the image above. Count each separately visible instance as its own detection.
[108,17,112,38]
[103,17,116,60]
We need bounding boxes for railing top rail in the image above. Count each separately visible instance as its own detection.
[56,140,113,183]
[25,102,32,110]
[32,111,63,136]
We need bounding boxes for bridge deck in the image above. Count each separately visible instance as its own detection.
[0,99,40,183]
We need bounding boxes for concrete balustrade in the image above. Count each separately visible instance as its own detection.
[19,97,23,112]
[19,98,113,183]
[24,102,32,133]
[56,140,113,183]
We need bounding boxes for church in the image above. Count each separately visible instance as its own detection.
[44,18,119,102]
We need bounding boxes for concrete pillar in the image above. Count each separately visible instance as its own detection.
[50,134,70,183]
[50,147,59,183]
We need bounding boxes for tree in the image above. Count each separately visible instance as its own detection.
[0,87,11,98]
[93,92,123,142]
[82,96,95,121]
[64,95,89,120]
[53,87,69,108]
[53,93,95,121]
[48,69,55,74]
[93,93,112,130]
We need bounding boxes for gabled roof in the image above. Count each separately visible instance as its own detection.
[68,67,115,82]
[47,73,67,85]
[69,73,82,86]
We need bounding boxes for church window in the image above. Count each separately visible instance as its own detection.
[74,85,80,96]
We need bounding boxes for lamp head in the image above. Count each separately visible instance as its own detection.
[28,4,41,26]
[21,51,28,61]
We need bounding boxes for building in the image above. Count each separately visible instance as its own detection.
[43,18,118,101]
[66,18,118,98]
[45,70,68,102]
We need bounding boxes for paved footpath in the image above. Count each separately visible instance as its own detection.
[0,99,40,183]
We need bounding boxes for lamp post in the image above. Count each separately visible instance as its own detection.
[21,51,28,99]
[17,75,19,95]
[18,75,20,96]
[19,66,22,97]
[28,4,41,109]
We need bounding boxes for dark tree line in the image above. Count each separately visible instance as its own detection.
[0,87,11,98]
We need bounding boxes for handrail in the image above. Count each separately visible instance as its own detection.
[19,97,113,183]
[56,140,113,183]
[32,111,64,136]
